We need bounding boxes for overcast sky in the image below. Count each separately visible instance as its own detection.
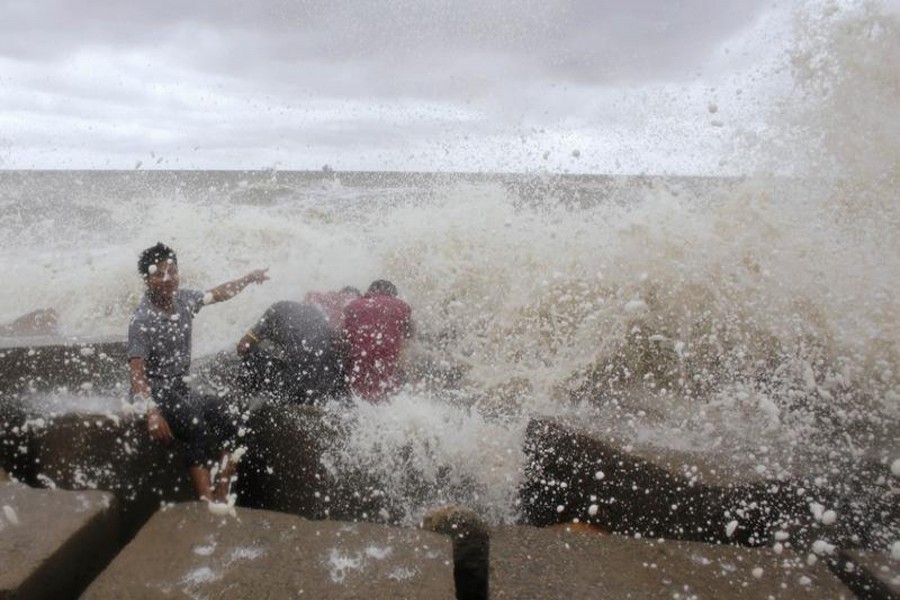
[0,0,816,173]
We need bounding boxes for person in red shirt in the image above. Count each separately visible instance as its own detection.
[341,280,414,402]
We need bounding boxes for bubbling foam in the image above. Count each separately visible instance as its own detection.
[1,2,897,535]
[2,170,897,526]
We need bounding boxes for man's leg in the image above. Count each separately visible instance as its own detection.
[156,386,214,502]
[167,385,220,502]
[213,450,237,502]
[189,465,214,501]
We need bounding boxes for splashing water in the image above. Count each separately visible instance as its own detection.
[1,2,898,536]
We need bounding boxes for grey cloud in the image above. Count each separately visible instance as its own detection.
[3,0,771,89]
[0,0,785,171]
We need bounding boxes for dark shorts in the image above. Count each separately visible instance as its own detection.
[152,379,237,467]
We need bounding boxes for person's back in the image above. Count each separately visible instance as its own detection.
[239,300,343,403]
[342,280,413,401]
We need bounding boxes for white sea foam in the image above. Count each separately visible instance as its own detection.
[2,505,20,526]
[387,566,418,581]
[327,549,364,584]
[1,2,898,546]
[181,566,221,585]
[193,543,216,557]
[364,545,393,560]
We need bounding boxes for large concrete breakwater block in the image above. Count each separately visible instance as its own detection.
[0,336,128,477]
[519,418,887,551]
[0,335,127,397]
[194,353,405,521]
[10,401,398,543]
[237,402,396,522]
[488,525,852,599]
[0,397,28,477]
[84,502,456,599]
[236,402,330,518]
[839,550,899,599]
[22,412,194,540]
[0,482,119,599]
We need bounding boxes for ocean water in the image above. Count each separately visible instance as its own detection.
[1,2,898,537]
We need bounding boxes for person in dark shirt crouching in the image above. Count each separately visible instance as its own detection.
[236,296,351,405]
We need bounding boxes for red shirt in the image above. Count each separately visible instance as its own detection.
[341,292,413,401]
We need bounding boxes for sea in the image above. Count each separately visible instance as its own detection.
[0,1,898,544]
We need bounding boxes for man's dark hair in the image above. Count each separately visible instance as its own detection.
[367,280,398,297]
[138,242,177,278]
[340,286,362,298]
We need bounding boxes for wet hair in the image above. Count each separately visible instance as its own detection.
[367,279,398,297]
[340,286,362,298]
[138,242,177,278]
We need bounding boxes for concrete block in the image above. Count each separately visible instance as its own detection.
[839,549,899,599]
[237,403,394,522]
[489,525,852,599]
[0,482,118,599]
[29,412,194,540]
[18,402,391,540]
[0,336,127,397]
[519,417,886,549]
[0,337,128,482]
[0,396,29,478]
[236,403,329,517]
[84,502,456,599]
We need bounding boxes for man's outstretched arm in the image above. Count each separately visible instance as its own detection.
[204,268,270,305]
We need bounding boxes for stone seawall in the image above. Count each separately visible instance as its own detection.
[519,417,898,598]
[0,338,894,597]
[0,336,127,398]
[0,483,119,599]
[0,336,128,480]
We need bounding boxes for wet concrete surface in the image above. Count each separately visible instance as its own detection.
[840,549,899,599]
[0,482,118,599]
[520,417,895,552]
[237,402,398,522]
[25,412,194,542]
[489,524,853,599]
[0,336,127,398]
[84,502,456,599]
[1,336,893,598]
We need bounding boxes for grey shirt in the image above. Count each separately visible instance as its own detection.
[128,288,205,386]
